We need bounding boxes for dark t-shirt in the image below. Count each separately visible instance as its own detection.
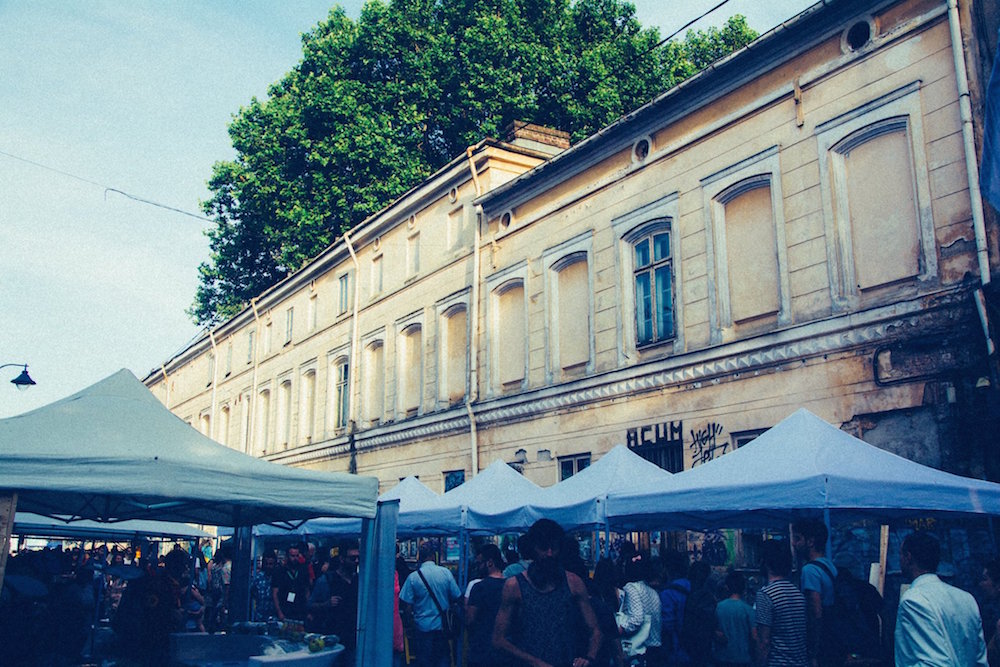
[308,571,358,647]
[272,563,310,621]
[467,576,506,666]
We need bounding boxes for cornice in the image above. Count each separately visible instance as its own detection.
[275,286,975,467]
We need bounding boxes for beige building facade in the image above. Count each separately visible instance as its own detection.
[146,0,1000,494]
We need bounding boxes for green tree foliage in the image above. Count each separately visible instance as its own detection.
[191,0,757,325]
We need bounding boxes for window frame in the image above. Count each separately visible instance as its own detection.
[701,146,790,341]
[543,231,595,383]
[485,262,530,396]
[612,193,682,364]
[435,289,471,408]
[815,81,935,310]
[558,453,591,481]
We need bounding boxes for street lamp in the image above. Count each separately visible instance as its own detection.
[0,364,35,391]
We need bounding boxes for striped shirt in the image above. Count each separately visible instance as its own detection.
[756,579,808,666]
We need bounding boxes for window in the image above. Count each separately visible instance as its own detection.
[300,369,316,444]
[206,353,215,387]
[559,453,591,481]
[338,273,351,315]
[239,391,251,454]
[219,405,230,447]
[199,412,211,437]
[363,340,385,424]
[731,428,767,449]
[256,388,271,456]
[448,206,467,248]
[815,82,935,305]
[496,282,526,389]
[398,323,423,416]
[633,228,674,345]
[308,294,317,332]
[247,331,255,365]
[444,470,465,492]
[263,321,272,354]
[407,233,420,277]
[285,308,294,345]
[371,254,383,296]
[440,305,468,404]
[333,358,350,430]
[277,378,292,449]
[225,342,233,376]
[702,146,789,336]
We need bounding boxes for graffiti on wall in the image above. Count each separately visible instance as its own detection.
[689,421,726,466]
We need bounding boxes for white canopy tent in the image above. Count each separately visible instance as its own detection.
[13,513,211,541]
[606,408,1000,531]
[0,369,394,666]
[531,444,673,532]
[0,370,378,526]
[440,459,547,534]
[240,475,462,538]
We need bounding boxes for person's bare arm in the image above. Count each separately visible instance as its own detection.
[493,577,552,667]
[756,624,771,665]
[567,572,602,667]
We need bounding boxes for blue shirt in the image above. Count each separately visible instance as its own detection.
[399,561,461,633]
[894,573,987,666]
[800,558,836,607]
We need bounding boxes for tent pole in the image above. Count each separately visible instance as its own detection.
[823,508,832,560]
[230,507,254,624]
[356,500,398,667]
[877,524,889,596]
[0,492,18,589]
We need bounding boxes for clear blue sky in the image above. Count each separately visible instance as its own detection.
[0,0,813,418]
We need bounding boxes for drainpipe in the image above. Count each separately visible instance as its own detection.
[344,231,362,445]
[947,0,996,360]
[248,298,262,456]
[948,0,990,285]
[466,147,483,476]
[208,329,219,440]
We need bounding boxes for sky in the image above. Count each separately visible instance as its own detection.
[0,0,814,419]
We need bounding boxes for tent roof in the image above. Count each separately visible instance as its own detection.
[441,459,545,533]
[606,408,1000,530]
[246,475,462,538]
[531,445,673,531]
[0,370,378,527]
[13,513,211,541]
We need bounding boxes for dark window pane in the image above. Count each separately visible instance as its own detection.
[560,460,575,480]
[635,273,652,344]
[634,239,650,268]
[577,456,590,472]
[655,266,672,339]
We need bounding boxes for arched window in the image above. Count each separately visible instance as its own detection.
[495,281,526,389]
[442,305,468,404]
[299,369,316,444]
[552,253,590,371]
[629,224,674,345]
[277,379,292,450]
[364,341,384,424]
[398,324,423,415]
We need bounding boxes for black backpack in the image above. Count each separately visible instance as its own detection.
[678,585,717,657]
[809,560,881,657]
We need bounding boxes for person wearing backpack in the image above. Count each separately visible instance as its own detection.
[659,551,692,665]
[681,560,719,667]
[792,519,839,667]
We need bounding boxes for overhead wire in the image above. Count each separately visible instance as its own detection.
[0,148,214,223]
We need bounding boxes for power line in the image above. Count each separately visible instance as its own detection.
[0,148,214,223]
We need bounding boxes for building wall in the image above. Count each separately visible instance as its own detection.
[148,0,995,494]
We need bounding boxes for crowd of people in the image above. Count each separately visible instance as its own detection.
[4,519,1000,666]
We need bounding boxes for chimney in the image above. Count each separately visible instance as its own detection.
[503,120,570,156]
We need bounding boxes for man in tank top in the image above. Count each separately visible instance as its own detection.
[493,519,602,667]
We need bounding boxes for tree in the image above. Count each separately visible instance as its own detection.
[190,1,757,325]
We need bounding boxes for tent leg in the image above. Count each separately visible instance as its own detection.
[0,492,18,589]
[230,525,254,624]
[357,500,399,667]
[823,508,832,560]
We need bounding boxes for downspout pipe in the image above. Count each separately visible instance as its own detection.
[248,298,262,456]
[208,329,219,440]
[466,147,483,477]
[948,0,991,286]
[344,231,362,439]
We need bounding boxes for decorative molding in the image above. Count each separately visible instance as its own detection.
[275,288,975,467]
